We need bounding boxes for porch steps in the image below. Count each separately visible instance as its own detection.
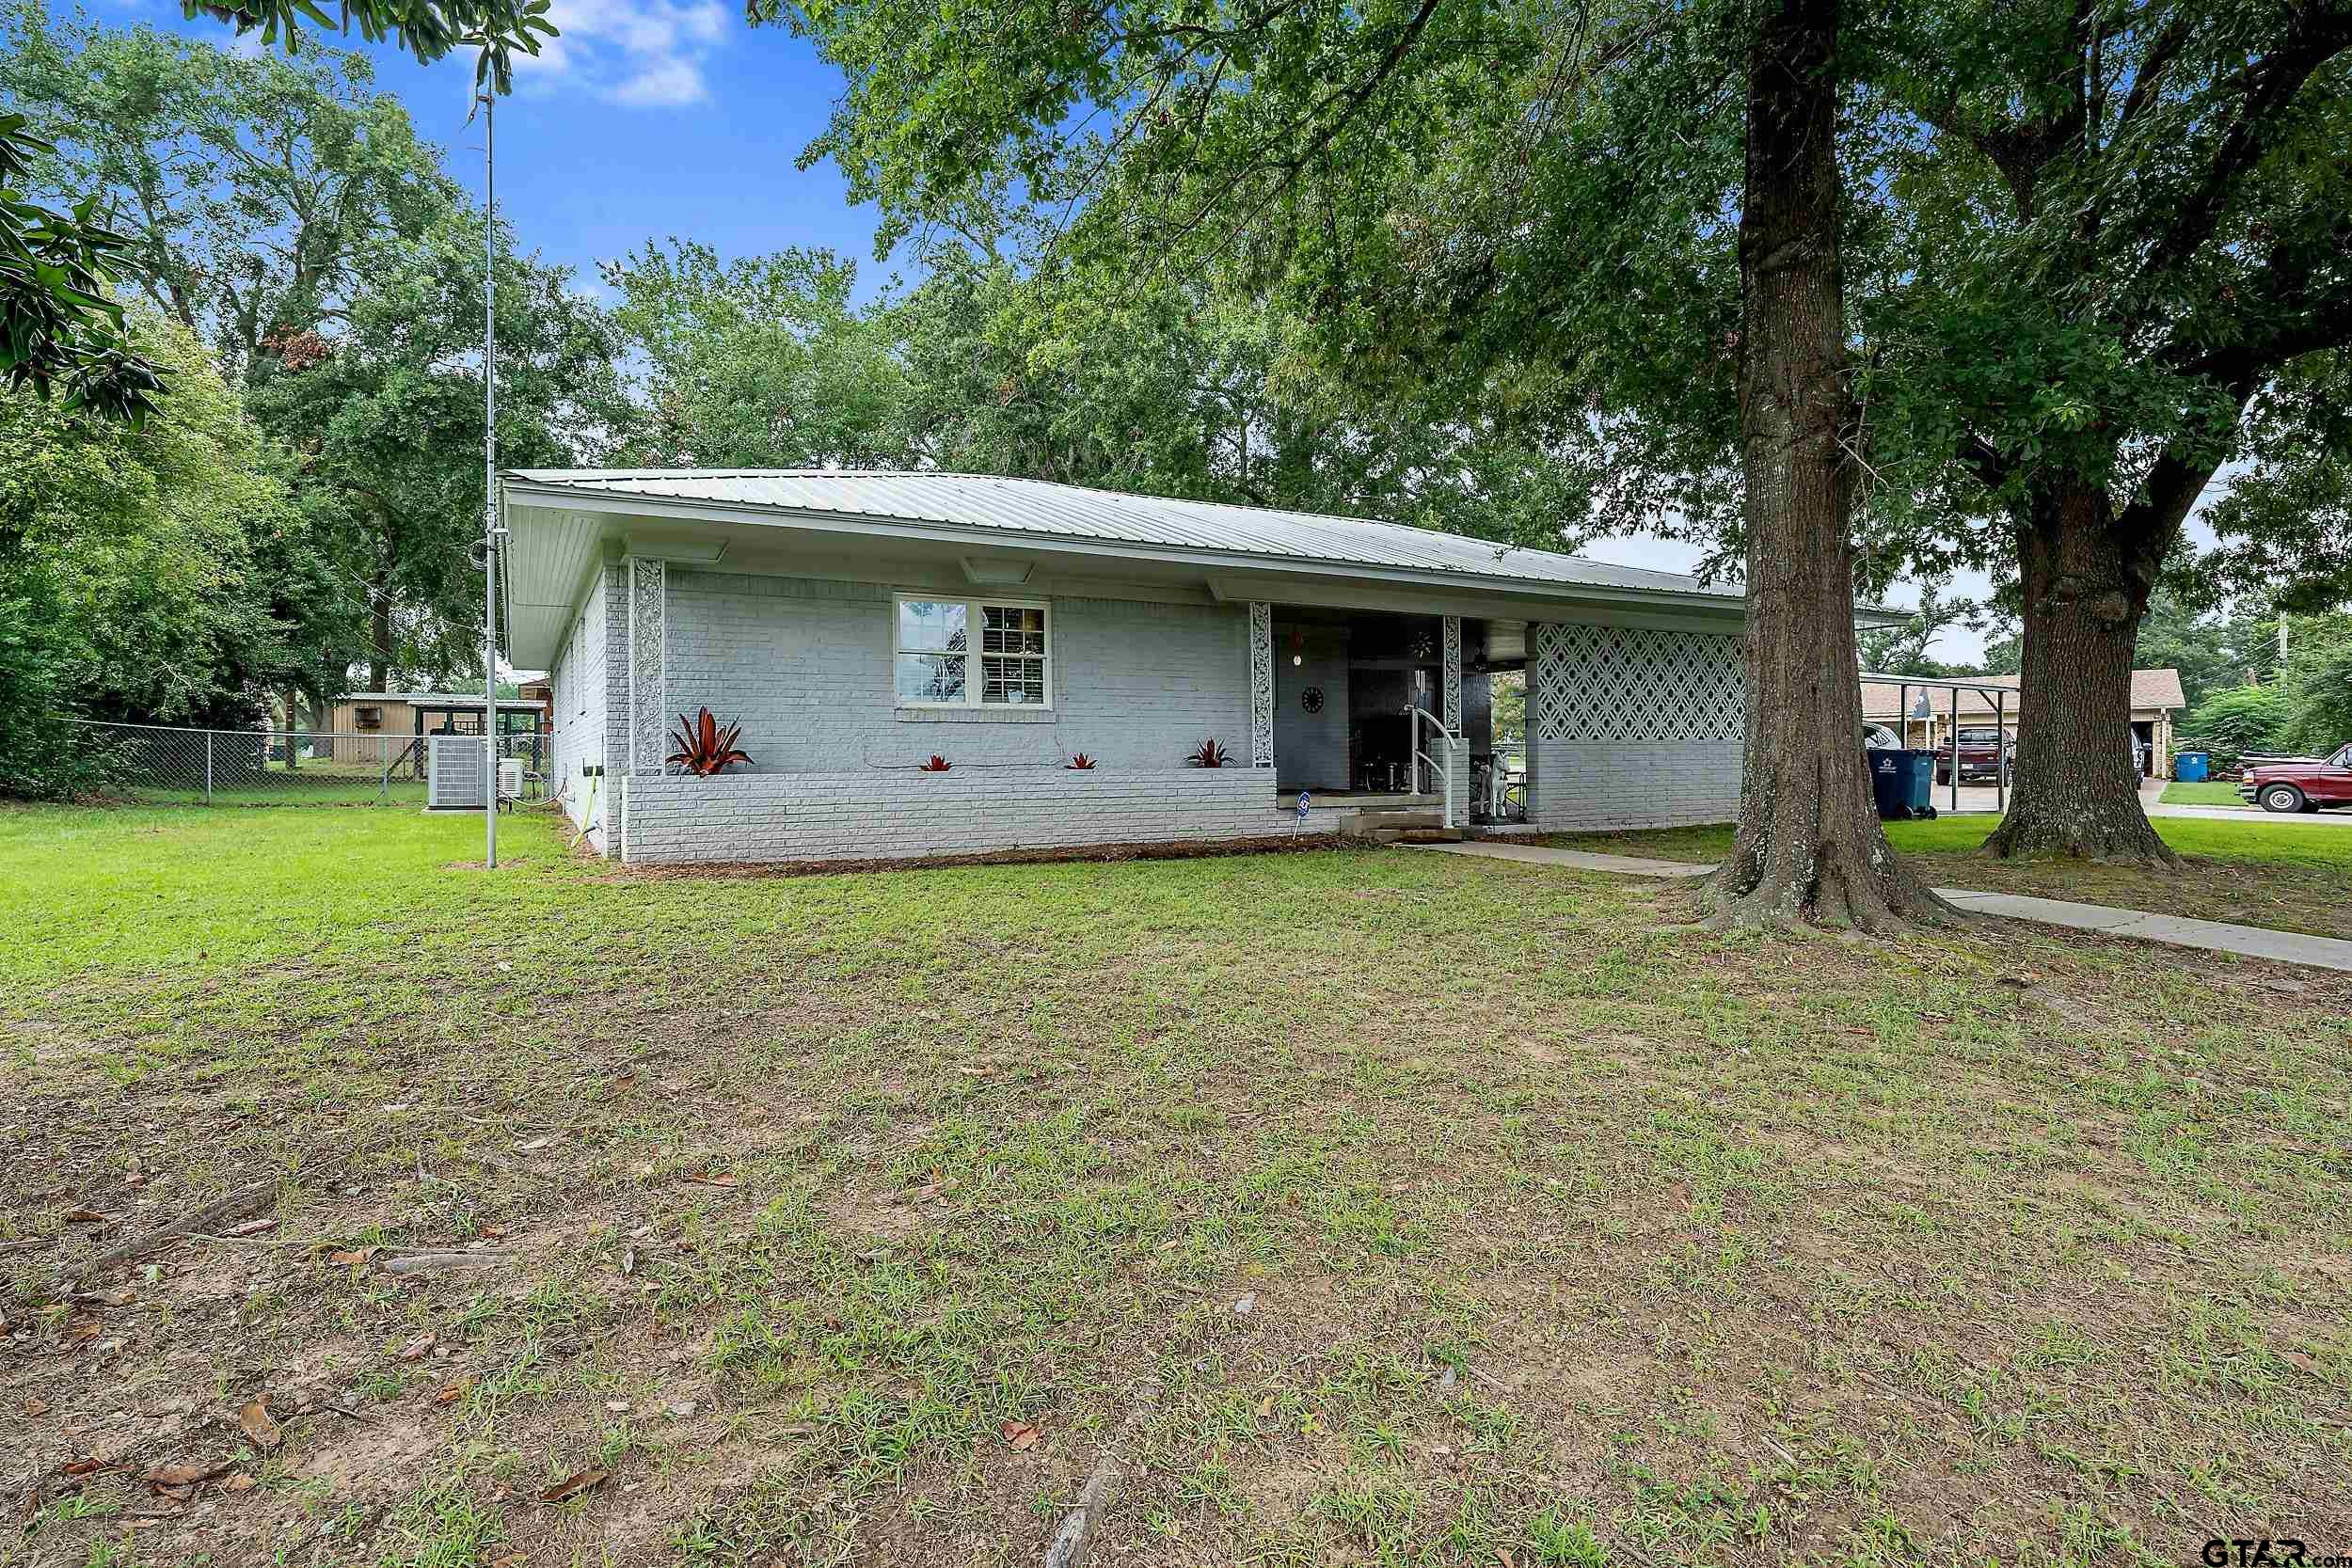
[1339,807,1461,844]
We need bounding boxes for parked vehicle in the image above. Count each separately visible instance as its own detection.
[1932,725,2014,786]
[2240,743,2352,813]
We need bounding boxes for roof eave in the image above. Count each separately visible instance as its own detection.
[501,477,1764,617]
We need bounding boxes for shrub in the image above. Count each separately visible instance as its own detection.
[2185,684,2292,765]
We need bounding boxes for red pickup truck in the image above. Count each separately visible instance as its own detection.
[2241,743,2352,812]
[1932,726,2014,786]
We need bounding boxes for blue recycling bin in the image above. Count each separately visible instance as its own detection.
[2175,751,2209,783]
[1867,749,1938,820]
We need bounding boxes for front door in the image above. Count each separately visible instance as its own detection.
[1273,620,1351,791]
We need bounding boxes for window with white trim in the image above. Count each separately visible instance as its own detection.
[894,595,1052,707]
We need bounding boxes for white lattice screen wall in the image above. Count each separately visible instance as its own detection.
[1534,624,1744,742]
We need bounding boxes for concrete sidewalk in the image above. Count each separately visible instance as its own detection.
[1412,840,2352,973]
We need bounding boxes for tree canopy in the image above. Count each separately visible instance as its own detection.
[769,0,2352,863]
[0,5,622,712]
[0,0,551,421]
[0,311,328,791]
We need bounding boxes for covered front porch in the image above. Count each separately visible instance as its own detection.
[1259,609,1525,828]
[1245,601,1745,837]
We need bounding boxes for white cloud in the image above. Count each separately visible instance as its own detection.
[609,55,708,106]
[513,0,726,108]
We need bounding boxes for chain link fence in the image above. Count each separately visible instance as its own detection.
[67,721,550,807]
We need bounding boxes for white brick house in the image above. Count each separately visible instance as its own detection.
[501,470,1834,865]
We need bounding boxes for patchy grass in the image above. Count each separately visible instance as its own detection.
[5,804,2350,1568]
[1545,815,2352,942]
[2158,782,2251,808]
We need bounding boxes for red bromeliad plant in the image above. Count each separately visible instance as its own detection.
[1188,737,1229,768]
[667,708,753,776]
[917,754,953,772]
[1065,752,1097,770]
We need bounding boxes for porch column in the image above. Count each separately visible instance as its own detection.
[628,556,667,777]
[1442,615,1469,813]
[1248,601,1276,769]
[1526,622,1563,827]
[1442,616,1462,735]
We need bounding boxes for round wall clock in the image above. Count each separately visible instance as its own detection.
[1300,686,1325,713]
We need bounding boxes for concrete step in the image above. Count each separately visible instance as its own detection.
[1344,809,1444,832]
[1395,828,1465,844]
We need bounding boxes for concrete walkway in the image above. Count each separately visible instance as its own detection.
[1413,840,2352,972]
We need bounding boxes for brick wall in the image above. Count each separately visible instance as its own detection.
[1525,622,1744,831]
[660,569,1256,773]
[1526,739,1741,831]
[620,767,1341,865]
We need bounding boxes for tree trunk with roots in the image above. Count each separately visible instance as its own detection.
[1697,0,1953,931]
[1980,480,2181,865]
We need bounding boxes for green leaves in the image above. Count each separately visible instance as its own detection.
[0,116,166,427]
[174,0,559,94]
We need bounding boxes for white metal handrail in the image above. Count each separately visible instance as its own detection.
[1407,705,1457,830]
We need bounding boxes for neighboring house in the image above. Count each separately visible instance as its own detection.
[1859,669,2187,777]
[501,469,1896,865]
[322,692,548,766]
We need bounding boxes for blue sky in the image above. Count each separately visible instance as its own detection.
[143,0,908,302]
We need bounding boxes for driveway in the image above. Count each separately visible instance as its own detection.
[1872,782,2352,824]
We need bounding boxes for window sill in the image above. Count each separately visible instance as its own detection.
[895,706,1057,723]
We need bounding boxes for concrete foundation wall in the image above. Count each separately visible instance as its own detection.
[620,768,1342,865]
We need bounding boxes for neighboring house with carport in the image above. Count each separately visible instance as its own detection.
[321,691,549,768]
[501,469,1898,865]
[1860,668,2187,778]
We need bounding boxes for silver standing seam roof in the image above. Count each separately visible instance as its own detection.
[505,468,1747,602]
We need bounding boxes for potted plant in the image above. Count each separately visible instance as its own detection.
[1065,752,1097,770]
[917,754,953,772]
[667,709,753,775]
[1187,738,1229,768]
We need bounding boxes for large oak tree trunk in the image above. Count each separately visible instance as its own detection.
[1980,481,2178,864]
[1697,0,1951,931]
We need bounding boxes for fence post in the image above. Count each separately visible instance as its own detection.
[204,732,214,804]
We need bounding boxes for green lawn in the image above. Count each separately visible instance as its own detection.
[1545,814,2352,942]
[2158,781,2250,807]
[5,805,2349,1567]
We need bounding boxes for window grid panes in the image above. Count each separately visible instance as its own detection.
[895,596,1050,707]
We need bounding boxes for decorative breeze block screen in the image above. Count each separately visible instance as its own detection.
[1534,624,1744,742]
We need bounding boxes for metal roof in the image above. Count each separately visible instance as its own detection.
[333,692,545,707]
[1862,668,2187,719]
[505,468,1744,602]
